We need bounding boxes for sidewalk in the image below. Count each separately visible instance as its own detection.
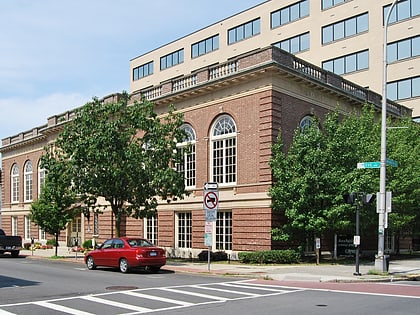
[20,248,420,283]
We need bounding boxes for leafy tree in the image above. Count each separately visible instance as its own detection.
[30,151,78,256]
[53,92,187,237]
[270,105,420,250]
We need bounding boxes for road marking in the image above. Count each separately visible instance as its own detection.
[34,301,95,315]
[160,287,228,301]
[123,291,195,306]
[80,296,151,312]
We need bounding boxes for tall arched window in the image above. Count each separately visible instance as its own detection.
[24,161,33,202]
[177,124,196,188]
[11,164,19,203]
[38,161,45,197]
[210,115,237,185]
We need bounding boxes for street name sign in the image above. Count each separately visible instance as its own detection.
[357,161,380,169]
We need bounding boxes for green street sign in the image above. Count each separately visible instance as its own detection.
[357,161,380,169]
[386,158,398,167]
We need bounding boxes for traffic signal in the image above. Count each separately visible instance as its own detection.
[343,193,355,204]
[362,193,375,205]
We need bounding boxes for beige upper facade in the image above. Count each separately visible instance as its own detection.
[130,0,419,118]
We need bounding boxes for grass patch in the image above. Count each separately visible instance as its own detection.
[367,269,389,276]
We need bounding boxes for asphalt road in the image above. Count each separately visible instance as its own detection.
[1,255,419,314]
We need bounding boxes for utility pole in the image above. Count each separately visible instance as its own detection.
[376,0,398,273]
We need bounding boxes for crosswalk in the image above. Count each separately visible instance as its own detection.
[0,280,301,315]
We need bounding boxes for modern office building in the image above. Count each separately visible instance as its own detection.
[0,0,416,257]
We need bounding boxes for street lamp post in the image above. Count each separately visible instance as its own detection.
[376,0,398,272]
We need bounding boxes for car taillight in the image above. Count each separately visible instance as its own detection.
[136,249,143,259]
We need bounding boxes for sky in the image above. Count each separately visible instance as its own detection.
[0,0,266,142]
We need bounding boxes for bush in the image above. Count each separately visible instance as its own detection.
[238,250,300,264]
[198,250,228,261]
[46,239,56,246]
[82,239,93,249]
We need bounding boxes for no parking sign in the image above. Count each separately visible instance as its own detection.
[204,182,218,222]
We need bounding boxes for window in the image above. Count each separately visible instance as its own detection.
[322,0,351,10]
[24,161,33,202]
[322,13,368,44]
[12,216,18,236]
[133,61,153,81]
[322,50,368,75]
[145,216,158,244]
[300,116,313,132]
[216,211,232,251]
[177,212,192,248]
[274,32,309,54]
[271,0,309,28]
[160,49,184,70]
[387,76,420,101]
[24,216,31,240]
[39,228,47,241]
[387,36,420,63]
[11,164,19,203]
[38,162,45,197]
[176,124,196,188]
[192,35,219,58]
[210,115,237,185]
[228,18,260,45]
[384,0,420,25]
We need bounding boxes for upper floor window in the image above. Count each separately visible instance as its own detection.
[210,115,237,185]
[192,35,219,58]
[228,18,260,45]
[322,13,368,44]
[271,0,309,28]
[322,0,351,10]
[176,124,196,188]
[300,116,313,133]
[322,50,369,75]
[387,36,420,63]
[38,162,45,197]
[273,32,310,54]
[24,160,33,202]
[387,76,420,101]
[133,61,153,81]
[160,49,184,70]
[384,0,420,25]
[11,164,19,203]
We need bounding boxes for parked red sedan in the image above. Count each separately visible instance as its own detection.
[84,238,166,273]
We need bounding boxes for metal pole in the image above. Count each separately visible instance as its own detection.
[354,199,361,276]
[376,0,398,273]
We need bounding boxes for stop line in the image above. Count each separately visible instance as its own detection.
[0,280,301,315]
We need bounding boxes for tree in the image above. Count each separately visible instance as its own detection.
[270,105,420,250]
[30,151,78,256]
[53,92,187,237]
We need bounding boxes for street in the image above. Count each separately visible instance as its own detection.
[0,255,419,314]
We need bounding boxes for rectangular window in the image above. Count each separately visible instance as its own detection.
[12,216,18,236]
[24,173,32,202]
[160,49,184,70]
[176,146,196,188]
[177,212,192,248]
[322,0,351,10]
[274,32,310,54]
[387,36,420,63]
[271,0,309,29]
[216,211,232,251]
[228,18,260,45]
[24,216,31,240]
[146,217,158,244]
[39,228,47,241]
[322,50,369,75]
[387,76,420,101]
[191,35,219,58]
[38,168,45,197]
[322,13,368,44]
[384,0,420,25]
[212,138,236,184]
[12,176,19,203]
[133,61,154,81]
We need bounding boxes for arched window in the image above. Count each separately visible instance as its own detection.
[24,160,33,202]
[38,161,45,197]
[210,115,237,185]
[300,115,313,133]
[11,164,19,203]
[176,124,196,188]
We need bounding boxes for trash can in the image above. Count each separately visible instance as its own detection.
[384,255,390,272]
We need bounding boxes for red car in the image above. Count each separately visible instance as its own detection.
[84,238,166,273]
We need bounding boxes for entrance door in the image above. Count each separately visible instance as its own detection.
[68,216,82,247]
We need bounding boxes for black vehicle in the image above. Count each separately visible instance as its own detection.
[0,229,22,257]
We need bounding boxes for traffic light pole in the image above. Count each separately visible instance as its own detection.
[354,200,361,276]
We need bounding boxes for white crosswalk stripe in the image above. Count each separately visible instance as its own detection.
[0,280,298,315]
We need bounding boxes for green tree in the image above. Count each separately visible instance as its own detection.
[30,151,78,256]
[54,92,187,237]
[270,106,420,250]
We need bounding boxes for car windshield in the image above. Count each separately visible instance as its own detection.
[127,239,154,247]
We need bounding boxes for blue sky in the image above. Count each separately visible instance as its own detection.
[0,0,265,141]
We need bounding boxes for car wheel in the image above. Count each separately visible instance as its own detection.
[11,251,19,258]
[86,256,96,270]
[119,258,130,273]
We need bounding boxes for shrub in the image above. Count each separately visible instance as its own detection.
[198,250,228,261]
[46,239,56,246]
[82,239,93,249]
[23,242,31,250]
[238,250,300,264]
